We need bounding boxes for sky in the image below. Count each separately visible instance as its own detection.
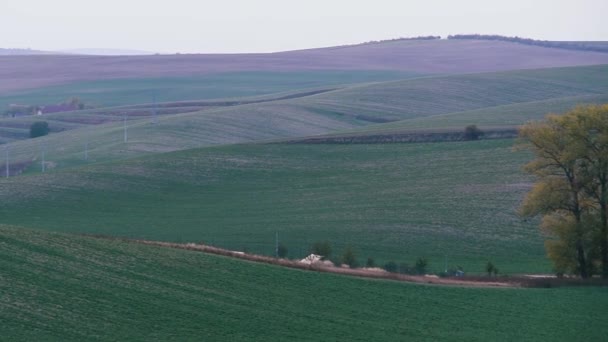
[1,0,607,53]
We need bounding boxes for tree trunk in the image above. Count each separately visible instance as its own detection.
[573,199,589,279]
[575,217,589,279]
[576,242,589,279]
[600,177,608,278]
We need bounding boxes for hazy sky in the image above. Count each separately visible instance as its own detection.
[2,0,606,53]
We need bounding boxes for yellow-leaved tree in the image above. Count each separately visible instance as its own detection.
[518,104,608,278]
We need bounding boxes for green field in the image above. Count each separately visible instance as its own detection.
[289,65,608,123]
[319,93,608,137]
[0,139,546,274]
[2,65,607,173]
[1,226,607,341]
[0,70,419,109]
[0,98,371,173]
[3,40,608,342]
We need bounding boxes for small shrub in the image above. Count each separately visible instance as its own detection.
[415,257,428,275]
[311,241,332,259]
[366,257,375,268]
[399,263,413,275]
[277,243,288,258]
[464,124,483,141]
[341,245,358,268]
[30,121,49,138]
[384,261,398,273]
[486,261,496,276]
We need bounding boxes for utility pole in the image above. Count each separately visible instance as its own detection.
[275,232,279,258]
[4,146,8,178]
[123,113,128,143]
[153,94,158,124]
[40,144,46,173]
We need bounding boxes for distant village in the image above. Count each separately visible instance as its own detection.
[3,97,86,117]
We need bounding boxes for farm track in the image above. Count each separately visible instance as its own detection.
[97,237,608,288]
[0,87,339,129]
[85,87,340,115]
[99,236,519,288]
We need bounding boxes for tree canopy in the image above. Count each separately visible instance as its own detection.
[518,105,608,278]
[30,121,49,138]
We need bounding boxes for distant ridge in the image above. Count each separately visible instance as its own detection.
[0,48,55,55]
[2,38,608,92]
[448,34,608,53]
[60,48,156,56]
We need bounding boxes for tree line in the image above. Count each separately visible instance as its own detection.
[448,34,608,53]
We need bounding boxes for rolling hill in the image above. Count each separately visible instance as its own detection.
[0,70,417,111]
[0,65,606,172]
[2,225,607,341]
[0,139,547,273]
[0,48,53,55]
[283,64,608,122]
[3,36,608,342]
[292,93,608,141]
[2,39,608,93]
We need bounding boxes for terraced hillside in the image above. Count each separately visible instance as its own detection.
[0,139,547,273]
[2,226,607,341]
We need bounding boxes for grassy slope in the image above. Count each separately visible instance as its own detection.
[0,70,417,110]
[1,140,545,273]
[1,99,371,174]
[290,65,608,123]
[2,65,607,173]
[308,93,608,138]
[0,86,348,144]
[4,39,608,93]
[1,226,607,341]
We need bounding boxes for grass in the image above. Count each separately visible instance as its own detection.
[0,86,342,144]
[0,139,547,274]
[308,93,608,139]
[290,65,608,123]
[0,98,371,173]
[0,70,418,109]
[4,38,608,94]
[1,225,607,341]
[1,65,607,172]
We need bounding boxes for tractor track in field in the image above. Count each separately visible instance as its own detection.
[89,236,608,288]
[89,235,523,288]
